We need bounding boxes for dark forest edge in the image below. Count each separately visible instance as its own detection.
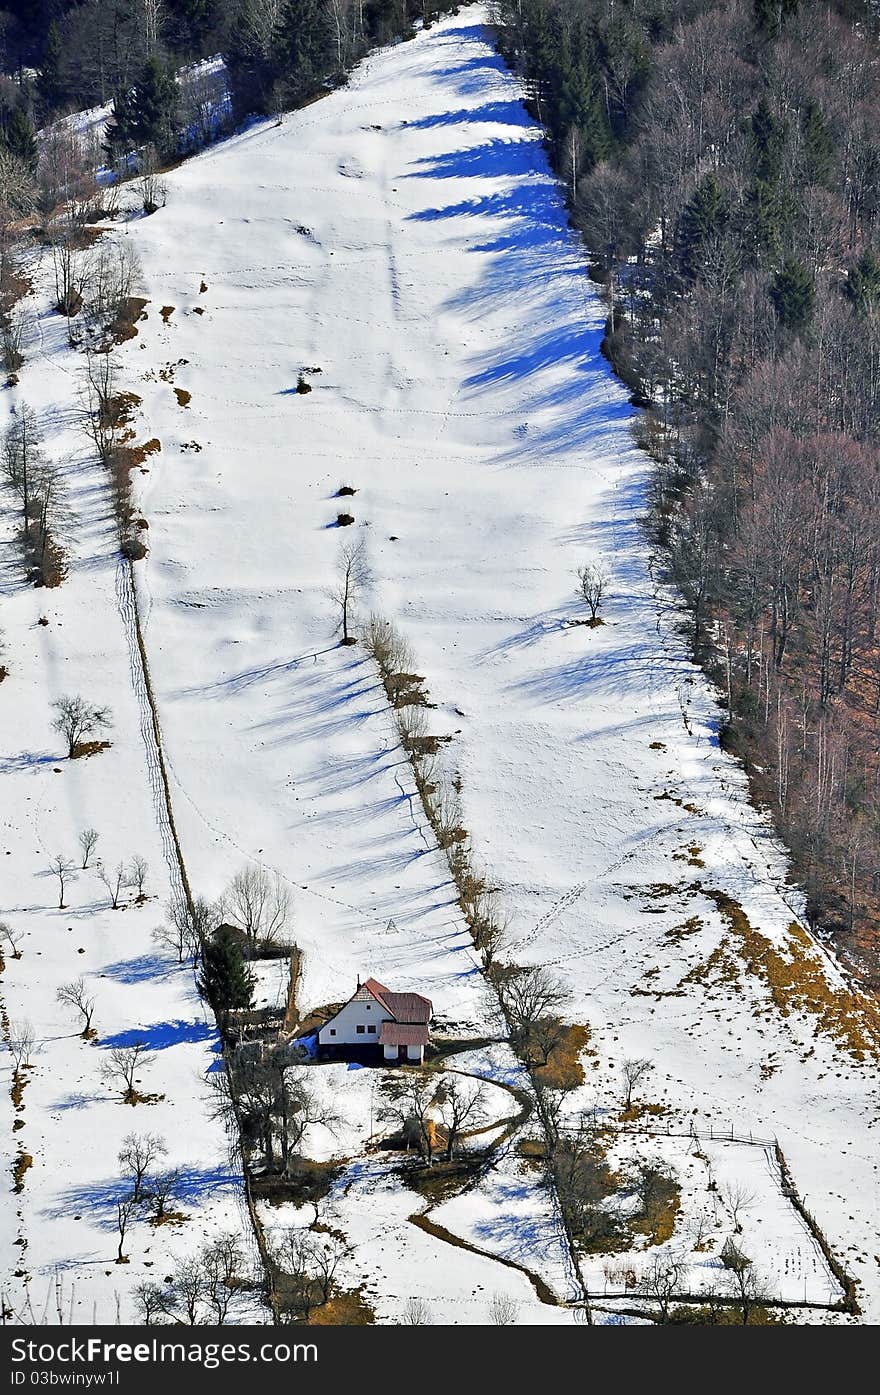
[494,0,880,988]
[0,1,463,168]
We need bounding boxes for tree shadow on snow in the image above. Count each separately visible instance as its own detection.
[99,1020,217,1052]
[45,1164,241,1227]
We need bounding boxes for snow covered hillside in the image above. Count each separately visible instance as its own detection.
[3,5,878,1324]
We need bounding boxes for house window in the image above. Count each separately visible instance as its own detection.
[367,1025,376,1034]
[356,1025,365,1034]
[329,1029,336,1036]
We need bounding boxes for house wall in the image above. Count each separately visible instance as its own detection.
[317,997,392,1047]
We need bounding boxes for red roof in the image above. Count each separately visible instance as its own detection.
[361,978,431,1024]
[379,1021,429,1047]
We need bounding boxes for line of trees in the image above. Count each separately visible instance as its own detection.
[497,0,880,976]
[0,0,466,172]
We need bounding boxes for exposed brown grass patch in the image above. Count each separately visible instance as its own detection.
[174,387,191,408]
[105,297,148,347]
[703,890,880,1062]
[10,1071,25,1108]
[533,1023,593,1090]
[673,845,706,869]
[128,438,161,467]
[148,1210,188,1227]
[12,1151,32,1192]
[250,1159,343,1209]
[307,1288,375,1325]
[663,915,704,945]
[124,1089,165,1105]
[160,306,175,324]
[631,1169,681,1247]
[403,1155,483,1204]
[71,740,111,759]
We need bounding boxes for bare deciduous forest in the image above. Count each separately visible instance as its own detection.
[496,0,880,982]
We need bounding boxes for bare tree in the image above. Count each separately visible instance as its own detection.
[311,1234,346,1306]
[118,1132,167,1202]
[78,827,99,869]
[155,895,214,964]
[379,1074,439,1165]
[133,1280,172,1325]
[7,1020,35,1072]
[637,1253,684,1323]
[620,1057,654,1112]
[85,236,143,327]
[720,1239,773,1324]
[437,1076,486,1161]
[97,861,127,910]
[488,1292,520,1325]
[722,1181,755,1234]
[136,146,167,215]
[275,1063,340,1176]
[128,855,149,899]
[51,695,112,758]
[56,978,97,1038]
[577,560,610,622]
[1,301,33,374]
[401,1296,432,1325]
[115,1194,139,1263]
[499,965,569,1033]
[0,920,24,958]
[202,1233,248,1324]
[329,537,368,645]
[101,1042,155,1103]
[498,965,570,1068]
[2,404,45,544]
[146,1167,182,1224]
[224,865,291,954]
[272,1231,325,1321]
[48,853,76,909]
[168,1256,206,1324]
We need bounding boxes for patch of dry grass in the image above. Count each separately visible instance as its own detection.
[532,1023,593,1090]
[308,1288,375,1325]
[700,890,880,1061]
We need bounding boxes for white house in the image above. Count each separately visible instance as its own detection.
[317,977,432,1064]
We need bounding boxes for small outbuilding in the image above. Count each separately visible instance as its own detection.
[317,977,432,1064]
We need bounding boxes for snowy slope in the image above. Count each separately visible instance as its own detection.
[113,9,877,1320]
[4,6,878,1324]
[0,240,258,1327]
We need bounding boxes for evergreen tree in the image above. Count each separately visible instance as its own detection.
[676,174,727,281]
[844,250,880,313]
[749,98,785,184]
[4,107,37,171]
[744,178,789,261]
[225,0,282,120]
[37,21,67,119]
[753,0,799,38]
[277,0,332,102]
[769,257,814,331]
[106,57,179,162]
[105,85,140,162]
[800,100,833,185]
[198,926,255,1017]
